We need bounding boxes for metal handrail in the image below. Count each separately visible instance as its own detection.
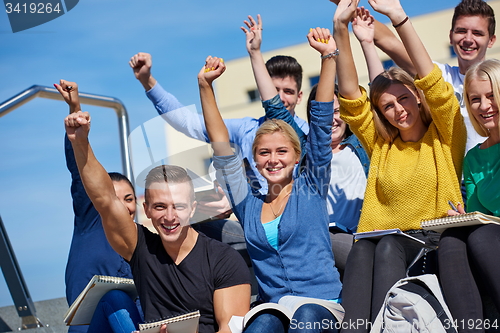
[0,85,133,182]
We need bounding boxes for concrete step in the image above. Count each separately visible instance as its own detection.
[0,298,68,333]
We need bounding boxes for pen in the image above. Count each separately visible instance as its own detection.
[448,200,458,212]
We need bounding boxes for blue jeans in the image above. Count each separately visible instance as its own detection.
[244,304,339,333]
[87,290,142,333]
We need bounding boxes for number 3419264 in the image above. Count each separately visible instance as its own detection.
[5,3,61,14]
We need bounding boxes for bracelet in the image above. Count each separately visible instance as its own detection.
[321,49,340,59]
[393,16,409,29]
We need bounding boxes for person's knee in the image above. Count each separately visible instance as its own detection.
[291,304,338,332]
[293,304,323,322]
[469,224,500,257]
[375,236,401,257]
[99,289,134,308]
[244,311,287,333]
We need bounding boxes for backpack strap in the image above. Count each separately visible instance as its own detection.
[398,281,458,333]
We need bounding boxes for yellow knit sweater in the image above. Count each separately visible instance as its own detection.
[339,65,466,232]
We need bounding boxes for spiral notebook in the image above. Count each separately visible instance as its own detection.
[139,310,200,333]
[421,212,500,233]
[64,275,137,326]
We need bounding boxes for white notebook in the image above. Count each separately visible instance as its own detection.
[139,310,200,333]
[64,275,137,326]
[421,212,500,233]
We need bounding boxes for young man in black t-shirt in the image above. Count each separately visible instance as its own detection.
[60,80,251,333]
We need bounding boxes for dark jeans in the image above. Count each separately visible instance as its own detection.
[329,232,354,281]
[340,231,439,333]
[438,224,500,333]
[87,290,142,333]
[244,304,339,333]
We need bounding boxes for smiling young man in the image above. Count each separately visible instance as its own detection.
[63,82,251,333]
[436,0,496,152]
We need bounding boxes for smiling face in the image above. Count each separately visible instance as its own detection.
[254,131,299,190]
[271,76,303,116]
[450,15,496,73]
[377,83,426,141]
[331,96,347,148]
[113,180,137,219]
[143,181,196,246]
[467,78,499,135]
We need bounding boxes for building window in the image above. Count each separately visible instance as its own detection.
[449,45,457,58]
[247,89,259,103]
[309,75,320,88]
[382,59,395,70]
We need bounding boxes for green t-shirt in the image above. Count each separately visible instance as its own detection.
[463,141,500,216]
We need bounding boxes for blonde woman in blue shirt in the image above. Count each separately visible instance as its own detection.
[198,27,341,333]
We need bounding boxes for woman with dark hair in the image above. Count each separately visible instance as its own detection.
[55,81,141,333]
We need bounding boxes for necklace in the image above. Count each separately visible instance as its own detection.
[267,190,292,218]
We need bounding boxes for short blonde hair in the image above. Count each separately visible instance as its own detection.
[464,58,500,137]
[369,67,432,143]
[252,119,301,159]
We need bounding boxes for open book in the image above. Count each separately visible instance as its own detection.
[421,212,500,233]
[139,310,200,333]
[353,228,425,244]
[64,275,137,326]
[228,296,344,333]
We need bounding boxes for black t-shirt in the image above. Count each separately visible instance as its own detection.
[129,225,250,333]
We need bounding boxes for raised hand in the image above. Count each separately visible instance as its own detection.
[334,0,359,27]
[368,0,405,22]
[307,27,337,56]
[129,52,152,82]
[353,7,376,44]
[241,14,263,54]
[197,56,226,85]
[64,111,91,144]
[54,79,80,113]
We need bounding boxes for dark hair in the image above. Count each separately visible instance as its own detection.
[452,0,496,37]
[265,55,303,92]
[144,165,194,202]
[108,172,135,196]
[306,84,353,139]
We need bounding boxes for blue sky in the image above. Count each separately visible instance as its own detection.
[0,0,470,307]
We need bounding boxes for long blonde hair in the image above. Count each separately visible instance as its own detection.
[369,67,432,143]
[464,58,500,137]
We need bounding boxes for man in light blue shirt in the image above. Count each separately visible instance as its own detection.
[129,52,309,195]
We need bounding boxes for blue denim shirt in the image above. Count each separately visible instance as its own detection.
[262,95,370,233]
[342,134,370,177]
[214,100,342,303]
[146,83,309,195]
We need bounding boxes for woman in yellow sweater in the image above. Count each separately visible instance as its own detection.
[333,0,466,330]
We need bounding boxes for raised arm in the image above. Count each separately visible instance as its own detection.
[328,0,416,76]
[56,82,137,261]
[241,14,278,102]
[334,0,363,100]
[307,28,337,103]
[130,52,210,142]
[198,56,233,157]
[353,7,385,82]
[129,52,157,91]
[368,0,433,78]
